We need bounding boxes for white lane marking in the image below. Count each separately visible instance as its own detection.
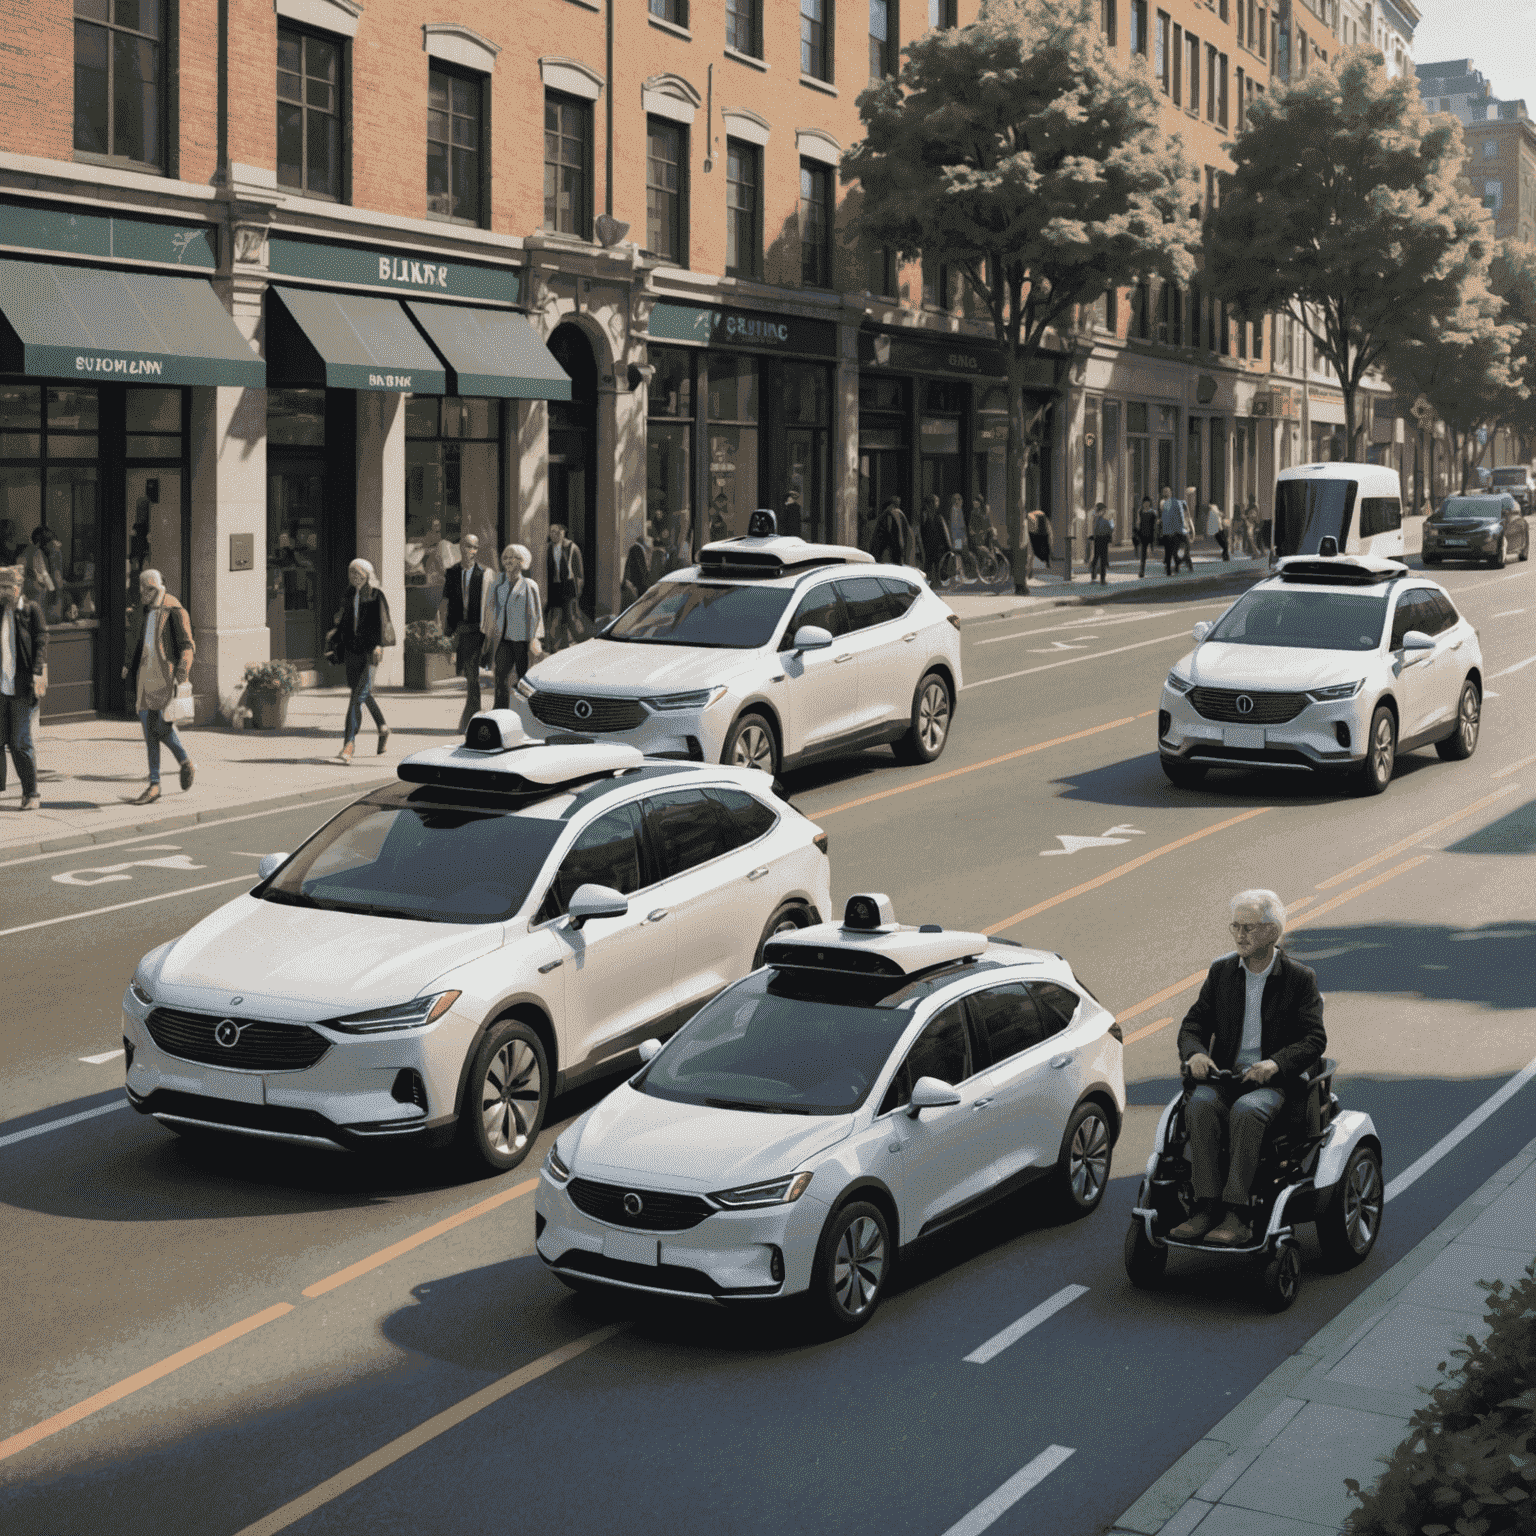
[1385,1051,1536,1202]
[978,605,1231,646]
[1490,652,1536,678]
[0,875,255,940]
[964,631,1193,691]
[939,1446,1077,1536]
[964,1285,1089,1364]
[1042,825,1144,856]
[79,1049,126,1065]
[0,1100,127,1150]
[53,850,208,886]
[230,852,272,857]
[1028,638,1096,653]
[1493,608,1526,617]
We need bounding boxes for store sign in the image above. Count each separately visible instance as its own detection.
[267,235,520,305]
[0,199,217,269]
[75,354,165,376]
[857,329,1062,387]
[647,300,837,356]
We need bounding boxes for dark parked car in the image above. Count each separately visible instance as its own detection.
[1422,493,1530,569]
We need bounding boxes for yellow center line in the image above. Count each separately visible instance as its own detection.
[806,711,1156,820]
[0,1303,294,1464]
[1123,1016,1174,1046]
[983,805,1273,935]
[1314,785,1519,889]
[233,1325,627,1536]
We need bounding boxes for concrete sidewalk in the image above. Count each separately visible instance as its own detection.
[1110,1133,1536,1536]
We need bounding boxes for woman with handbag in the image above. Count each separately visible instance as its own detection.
[333,558,394,763]
[486,544,544,710]
[120,568,195,804]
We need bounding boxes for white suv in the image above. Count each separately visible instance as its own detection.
[535,894,1125,1333]
[123,713,832,1171]
[514,529,963,779]
[1159,555,1483,795]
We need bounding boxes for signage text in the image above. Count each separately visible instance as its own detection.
[368,373,412,388]
[379,257,451,289]
[76,355,164,376]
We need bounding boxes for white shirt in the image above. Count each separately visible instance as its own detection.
[140,607,158,675]
[1237,949,1278,1069]
[0,604,15,697]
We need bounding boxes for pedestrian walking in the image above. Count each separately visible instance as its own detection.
[946,492,969,563]
[1158,486,1188,577]
[1210,503,1230,561]
[486,543,544,709]
[121,567,196,801]
[1136,494,1158,577]
[869,496,913,568]
[439,533,491,733]
[1089,502,1114,584]
[1027,507,1052,569]
[544,524,587,653]
[332,558,393,764]
[0,563,46,811]
[1180,486,1198,571]
[918,493,950,582]
[622,523,654,608]
[23,527,55,614]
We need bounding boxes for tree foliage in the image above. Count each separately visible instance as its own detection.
[1206,48,1493,458]
[1487,240,1536,458]
[842,0,1197,583]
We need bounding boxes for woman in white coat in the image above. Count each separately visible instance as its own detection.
[485,544,544,710]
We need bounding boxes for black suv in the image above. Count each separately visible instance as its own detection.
[1422,493,1531,569]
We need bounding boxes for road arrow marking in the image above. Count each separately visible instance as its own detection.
[1042,823,1147,855]
[1028,637,1096,653]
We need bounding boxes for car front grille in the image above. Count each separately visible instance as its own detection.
[567,1177,715,1231]
[1188,687,1309,725]
[144,1007,331,1072]
[527,691,647,734]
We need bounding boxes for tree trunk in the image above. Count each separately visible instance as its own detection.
[1340,375,1359,464]
[1005,351,1029,594]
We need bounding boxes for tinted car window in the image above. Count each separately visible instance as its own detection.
[878,1002,971,1114]
[1209,590,1387,652]
[1358,497,1401,538]
[967,983,1047,1064]
[608,582,791,648]
[644,790,728,877]
[705,786,777,849]
[1427,590,1460,632]
[781,583,848,650]
[837,575,898,631]
[1433,498,1503,522]
[542,802,645,919]
[1391,591,1436,648]
[1029,981,1081,1035]
[878,576,919,617]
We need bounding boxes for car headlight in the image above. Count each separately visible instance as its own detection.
[1164,670,1194,695]
[544,1143,573,1183]
[642,686,729,712]
[515,677,536,699]
[323,990,462,1035]
[1306,680,1365,702]
[128,976,154,1008]
[710,1171,814,1209]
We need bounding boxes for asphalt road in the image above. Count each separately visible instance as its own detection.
[2,559,1534,1536]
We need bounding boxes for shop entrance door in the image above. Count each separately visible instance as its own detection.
[120,464,185,712]
[548,324,599,615]
[267,460,327,664]
[858,447,907,551]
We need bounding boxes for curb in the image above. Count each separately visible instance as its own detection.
[1107,1133,1536,1536]
[0,776,395,865]
[954,569,1263,627]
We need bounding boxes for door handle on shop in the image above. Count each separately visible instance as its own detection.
[1049,1055,1073,1069]
[646,908,669,922]
[972,1097,993,1110]
[834,653,854,664]
[746,866,769,880]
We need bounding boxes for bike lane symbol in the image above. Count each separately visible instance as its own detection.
[53,847,209,886]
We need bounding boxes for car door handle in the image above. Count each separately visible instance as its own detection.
[646,908,669,922]
[1049,1054,1073,1069]
[972,1097,993,1110]
[746,866,769,881]
[902,631,918,642]
[834,653,854,664]
[537,957,563,974]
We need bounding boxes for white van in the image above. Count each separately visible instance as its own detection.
[1272,461,1405,561]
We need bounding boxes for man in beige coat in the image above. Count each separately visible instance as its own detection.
[121,569,196,804]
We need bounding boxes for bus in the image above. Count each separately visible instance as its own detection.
[1272,462,1405,561]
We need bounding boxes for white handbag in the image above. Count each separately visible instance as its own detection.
[162,682,194,724]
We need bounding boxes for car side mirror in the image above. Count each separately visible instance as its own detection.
[637,1038,662,1064]
[257,852,287,881]
[566,883,629,930]
[1191,621,1212,643]
[1401,629,1434,654]
[792,624,834,654]
[907,1076,962,1118]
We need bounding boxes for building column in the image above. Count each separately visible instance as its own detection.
[834,322,861,547]
[356,392,405,689]
[511,399,551,552]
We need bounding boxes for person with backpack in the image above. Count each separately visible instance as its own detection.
[1089,503,1114,584]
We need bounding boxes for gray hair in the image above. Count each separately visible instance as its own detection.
[139,568,165,590]
[347,558,378,590]
[502,543,531,569]
[1230,889,1286,931]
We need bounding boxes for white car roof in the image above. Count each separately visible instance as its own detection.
[1276,460,1403,498]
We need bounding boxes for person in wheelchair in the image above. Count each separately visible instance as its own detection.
[1170,889,1327,1248]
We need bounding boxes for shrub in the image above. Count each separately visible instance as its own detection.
[404,619,455,656]
[241,659,303,695]
[1345,1259,1536,1536]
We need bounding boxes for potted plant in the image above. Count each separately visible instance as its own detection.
[241,659,302,730]
[404,619,456,691]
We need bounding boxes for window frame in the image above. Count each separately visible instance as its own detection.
[426,62,486,227]
[641,788,733,882]
[645,115,688,266]
[799,158,833,289]
[543,88,594,240]
[929,0,958,26]
[870,0,898,82]
[726,0,763,57]
[1155,10,1170,92]
[725,137,763,280]
[276,20,347,203]
[1099,0,1117,46]
[535,800,651,924]
[801,0,834,83]
[649,0,689,25]
[73,0,168,172]
[1130,0,1148,56]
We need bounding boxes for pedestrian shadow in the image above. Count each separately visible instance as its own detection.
[25,799,102,811]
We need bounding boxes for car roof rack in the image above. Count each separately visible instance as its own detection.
[698,533,874,579]
[400,713,645,794]
[1275,554,1409,585]
[764,895,988,977]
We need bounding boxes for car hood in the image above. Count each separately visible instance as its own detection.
[1175,643,1376,692]
[522,640,763,695]
[571,1083,854,1192]
[151,895,504,1016]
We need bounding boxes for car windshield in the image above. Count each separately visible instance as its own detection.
[1487,470,1526,486]
[1433,498,1501,521]
[1207,589,1387,651]
[258,793,563,924]
[605,581,791,648]
[638,970,911,1115]
[1273,479,1357,557]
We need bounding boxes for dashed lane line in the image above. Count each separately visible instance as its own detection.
[1490,651,1536,679]
[0,1100,126,1150]
[938,1446,1078,1536]
[963,631,1195,692]
[964,1285,1089,1364]
[79,1049,125,1066]
[0,875,257,939]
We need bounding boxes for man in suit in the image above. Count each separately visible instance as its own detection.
[1171,889,1327,1247]
[544,524,586,654]
[0,564,47,810]
[439,532,490,731]
[1159,485,1188,577]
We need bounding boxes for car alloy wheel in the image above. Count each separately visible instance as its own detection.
[1056,1101,1113,1215]
[753,902,814,967]
[813,1200,891,1333]
[1493,536,1507,569]
[457,1019,550,1172]
[1438,681,1480,761]
[1357,707,1395,796]
[724,713,778,776]
[896,672,952,765]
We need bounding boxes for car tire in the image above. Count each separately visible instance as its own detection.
[1123,1218,1168,1289]
[1435,680,1481,761]
[810,1200,891,1335]
[753,901,815,966]
[1492,535,1507,570]
[721,712,779,777]
[1160,757,1207,789]
[1355,706,1395,796]
[1316,1145,1384,1270]
[455,1018,550,1173]
[1054,1101,1114,1217]
[1259,1241,1304,1312]
[894,672,953,765]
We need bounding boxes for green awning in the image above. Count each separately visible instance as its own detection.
[0,258,264,387]
[268,285,446,393]
[405,300,571,400]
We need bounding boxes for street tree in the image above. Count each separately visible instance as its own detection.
[1487,239,1536,461]
[842,0,1198,590]
[1205,49,1493,461]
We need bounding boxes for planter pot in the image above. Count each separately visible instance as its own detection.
[405,651,454,690]
[249,689,290,730]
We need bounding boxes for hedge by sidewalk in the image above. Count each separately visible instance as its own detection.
[1345,1259,1536,1536]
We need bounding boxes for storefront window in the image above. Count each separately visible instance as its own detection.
[1083,398,1100,511]
[705,353,759,551]
[124,388,186,677]
[1101,399,1121,529]
[1126,400,1151,511]
[1210,417,1228,510]
[858,374,909,550]
[405,396,503,627]
[646,346,695,583]
[777,362,830,542]
[268,388,326,447]
[267,389,326,664]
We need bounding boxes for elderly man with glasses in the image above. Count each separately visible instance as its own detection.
[1169,889,1327,1248]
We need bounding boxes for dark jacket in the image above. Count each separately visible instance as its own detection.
[442,562,488,634]
[622,541,652,599]
[546,540,585,603]
[2,598,48,699]
[918,506,950,565]
[335,587,393,654]
[1177,949,1327,1098]
[869,507,912,567]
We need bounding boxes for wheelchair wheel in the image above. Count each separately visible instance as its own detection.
[1316,1144,1383,1269]
[956,549,980,585]
[1123,1218,1167,1289]
[1258,1241,1303,1312]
